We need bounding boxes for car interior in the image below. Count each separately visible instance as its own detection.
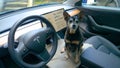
[0,0,120,68]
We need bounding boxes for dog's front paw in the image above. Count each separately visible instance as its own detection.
[75,60,81,68]
[60,47,65,53]
[75,57,80,64]
[75,62,81,68]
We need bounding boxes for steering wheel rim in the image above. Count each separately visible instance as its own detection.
[8,15,58,68]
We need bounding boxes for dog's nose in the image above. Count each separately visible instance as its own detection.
[72,25,76,29]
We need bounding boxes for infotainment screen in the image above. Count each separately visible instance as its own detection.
[43,8,66,31]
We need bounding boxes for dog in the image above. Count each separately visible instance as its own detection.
[63,11,83,65]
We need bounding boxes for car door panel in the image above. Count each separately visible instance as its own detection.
[88,15,120,33]
[78,6,120,45]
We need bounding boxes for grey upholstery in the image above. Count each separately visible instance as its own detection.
[81,36,120,68]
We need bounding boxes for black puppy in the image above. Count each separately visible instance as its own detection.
[63,11,83,64]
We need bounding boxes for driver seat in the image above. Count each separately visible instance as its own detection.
[81,36,120,68]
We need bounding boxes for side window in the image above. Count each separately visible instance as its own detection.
[84,0,119,8]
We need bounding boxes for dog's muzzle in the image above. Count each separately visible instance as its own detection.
[72,25,76,29]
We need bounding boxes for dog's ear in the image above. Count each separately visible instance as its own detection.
[77,12,84,20]
[63,11,70,21]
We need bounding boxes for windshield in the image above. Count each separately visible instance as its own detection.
[0,0,66,14]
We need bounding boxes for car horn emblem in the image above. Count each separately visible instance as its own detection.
[33,36,40,44]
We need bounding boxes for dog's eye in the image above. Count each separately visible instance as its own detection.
[76,21,79,23]
[69,20,72,23]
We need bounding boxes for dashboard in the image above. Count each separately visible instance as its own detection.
[43,8,66,32]
[0,4,80,47]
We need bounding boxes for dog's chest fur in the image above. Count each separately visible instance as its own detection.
[65,27,82,43]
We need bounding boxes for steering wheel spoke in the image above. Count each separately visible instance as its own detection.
[15,41,29,57]
[38,28,54,41]
[45,28,54,39]
[35,48,50,61]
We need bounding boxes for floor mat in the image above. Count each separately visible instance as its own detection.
[47,39,78,68]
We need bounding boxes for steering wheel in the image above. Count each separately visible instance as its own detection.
[8,15,58,68]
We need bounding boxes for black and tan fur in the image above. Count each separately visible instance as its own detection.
[63,11,83,64]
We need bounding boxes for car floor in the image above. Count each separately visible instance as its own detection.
[47,39,78,68]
